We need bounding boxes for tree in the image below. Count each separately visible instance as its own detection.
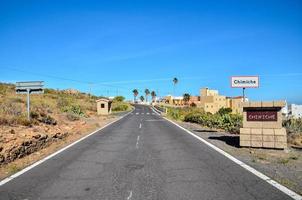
[145,89,150,102]
[140,95,145,102]
[132,89,138,102]
[183,93,190,105]
[173,77,178,96]
[113,96,125,102]
[151,91,156,102]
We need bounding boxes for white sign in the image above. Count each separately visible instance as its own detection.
[231,76,259,88]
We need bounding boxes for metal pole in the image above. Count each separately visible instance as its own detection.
[27,89,30,120]
[243,87,246,102]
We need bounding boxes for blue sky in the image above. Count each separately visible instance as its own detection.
[0,0,302,103]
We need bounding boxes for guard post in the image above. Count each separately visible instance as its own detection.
[16,81,44,120]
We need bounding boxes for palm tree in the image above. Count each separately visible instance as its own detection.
[173,77,178,96]
[151,91,156,102]
[145,89,150,102]
[183,93,190,106]
[140,95,145,102]
[132,89,138,102]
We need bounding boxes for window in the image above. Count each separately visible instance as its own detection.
[101,103,105,108]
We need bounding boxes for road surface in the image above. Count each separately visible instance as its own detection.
[0,105,293,200]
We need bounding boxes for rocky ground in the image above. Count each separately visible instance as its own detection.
[175,120,302,195]
[0,113,119,179]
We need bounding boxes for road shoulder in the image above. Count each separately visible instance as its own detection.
[164,118,302,198]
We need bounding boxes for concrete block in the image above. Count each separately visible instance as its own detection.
[262,101,274,107]
[263,135,274,142]
[242,102,250,108]
[262,128,274,135]
[263,142,275,148]
[251,141,262,147]
[251,135,262,141]
[274,128,286,136]
[243,112,247,121]
[273,101,285,108]
[262,122,282,129]
[275,135,287,142]
[240,134,251,141]
[274,142,287,149]
[277,112,283,123]
[244,121,263,128]
[240,128,250,134]
[251,128,262,135]
[249,101,262,107]
[240,140,251,147]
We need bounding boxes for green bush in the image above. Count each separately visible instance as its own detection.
[61,105,85,116]
[174,107,243,134]
[112,103,129,112]
[113,96,125,102]
[66,112,80,121]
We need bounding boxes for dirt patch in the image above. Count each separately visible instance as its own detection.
[0,114,119,179]
[175,120,302,195]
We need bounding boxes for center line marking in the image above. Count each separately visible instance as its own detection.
[127,190,133,200]
[136,136,140,149]
[139,123,142,129]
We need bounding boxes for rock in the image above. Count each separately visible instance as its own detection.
[53,132,68,139]
[39,134,48,141]
[80,121,86,125]
[0,147,3,152]
[9,129,15,134]
[33,128,39,132]
[32,134,41,139]
[44,127,50,132]
[53,132,63,139]
[0,154,4,163]
[22,140,32,146]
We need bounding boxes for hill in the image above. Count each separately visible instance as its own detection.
[0,82,131,174]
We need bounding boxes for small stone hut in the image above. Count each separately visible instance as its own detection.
[96,98,112,115]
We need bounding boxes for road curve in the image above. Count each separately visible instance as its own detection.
[0,105,293,200]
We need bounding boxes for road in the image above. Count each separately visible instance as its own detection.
[0,105,293,200]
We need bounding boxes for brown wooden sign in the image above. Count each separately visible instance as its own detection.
[247,111,277,121]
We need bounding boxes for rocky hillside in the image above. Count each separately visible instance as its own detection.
[0,82,113,165]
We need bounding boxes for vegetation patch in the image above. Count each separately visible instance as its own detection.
[167,107,242,134]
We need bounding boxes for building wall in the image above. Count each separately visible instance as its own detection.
[96,100,111,115]
[228,97,244,114]
[289,104,302,118]
[199,88,228,114]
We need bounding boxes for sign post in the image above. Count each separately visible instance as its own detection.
[16,81,44,120]
[231,76,259,101]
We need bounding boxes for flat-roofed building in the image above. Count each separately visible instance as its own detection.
[199,88,228,114]
[227,96,246,114]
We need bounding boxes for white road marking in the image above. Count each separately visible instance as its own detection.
[127,190,133,200]
[136,113,139,115]
[147,113,150,115]
[150,107,161,115]
[0,111,133,187]
[136,136,140,149]
[164,117,302,200]
[139,123,142,129]
[145,119,164,122]
[152,113,155,115]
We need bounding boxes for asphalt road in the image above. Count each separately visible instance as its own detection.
[0,105,293,200]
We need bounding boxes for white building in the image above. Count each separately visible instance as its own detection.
[288,104,302,118]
